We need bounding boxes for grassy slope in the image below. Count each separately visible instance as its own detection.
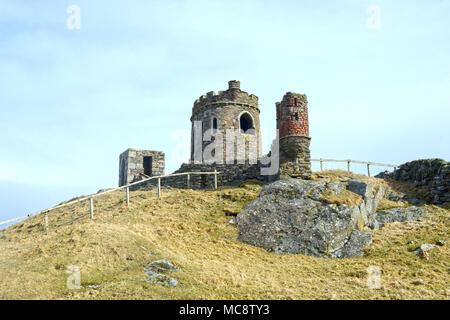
[0,171,448,300]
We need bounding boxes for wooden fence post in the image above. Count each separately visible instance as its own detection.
[320,158,323,171]
[90,197,94,219]
[157,178,161,198]
[214,170,218,190]
[45,212,49,235]
[367,164,371,177]
[187,174,190,189]
[347,160,350,173]
[126,186,130,206]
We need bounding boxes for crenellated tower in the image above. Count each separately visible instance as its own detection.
[190,80,262,164]
[276,92,312,179]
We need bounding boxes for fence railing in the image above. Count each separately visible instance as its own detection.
[0,170,219,231]
[311,158,398,177]
[0,158,399,229]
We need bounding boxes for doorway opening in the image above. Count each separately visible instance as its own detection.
[143,156,152,176]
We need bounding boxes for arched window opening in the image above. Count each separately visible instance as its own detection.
[212,117,218,130]
[239,112,254,133]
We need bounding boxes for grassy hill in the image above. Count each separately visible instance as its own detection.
[0,170,448,300]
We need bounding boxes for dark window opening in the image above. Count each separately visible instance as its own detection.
[212,117,218,130]
[295,112,299,121]
[294,98,298,105]
[143,156,152,176]
[239,113,254,133]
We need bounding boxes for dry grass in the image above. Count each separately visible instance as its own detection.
[377,198,408,211]
[320,189,363,207]
[313,170,384,207]
[0,172,448,300]
[312,169,387,186]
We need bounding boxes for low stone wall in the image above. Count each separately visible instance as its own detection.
[130,161,274,191]
[376,159,449,204]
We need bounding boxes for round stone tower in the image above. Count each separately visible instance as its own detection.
[276,92,312,179]
[190,80,261,164]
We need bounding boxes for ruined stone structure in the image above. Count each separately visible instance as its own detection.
[190,80,262,164]
[119,80,312,188]
[277,92,312,179]
[119,149,165,186]
[376,158,449,204]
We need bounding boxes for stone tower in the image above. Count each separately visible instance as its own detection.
[190,80,262,164]
[276,92,312,179]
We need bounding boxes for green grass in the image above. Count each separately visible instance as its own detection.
[0,171,448,300]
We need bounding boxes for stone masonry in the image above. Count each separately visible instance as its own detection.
[376,158,450,204]
[190,80,262,164]
[130,162,272,191]
[120,81,313,189]
[277,92,312,179]
[119,149,165,186]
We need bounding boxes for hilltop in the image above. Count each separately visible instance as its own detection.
[0,170,448,300]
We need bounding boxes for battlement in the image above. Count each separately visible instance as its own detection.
[228,80,240,90]
[278,92,308,106]
[192,80,259,114]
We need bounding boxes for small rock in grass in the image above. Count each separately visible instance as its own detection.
[144,259,181,287]
[414,243,435,259]
[145,271,178,287]
[141,246,158,255]
[85,284,102,289]
[145,259,181,273]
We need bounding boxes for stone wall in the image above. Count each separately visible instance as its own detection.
[190,80,262,164]
[376,158,449,204]
[279,136,312,180]
[130,161,275,191]
[119,149,165,186]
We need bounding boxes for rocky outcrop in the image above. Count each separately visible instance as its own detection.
[384,189,426,206]
[236,179,386,258]
[376,159,449,204]
[369,206,429,230]
[346,180,385,228]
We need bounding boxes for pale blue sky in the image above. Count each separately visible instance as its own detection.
[1,0,449,226]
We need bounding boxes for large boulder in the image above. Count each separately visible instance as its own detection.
[236,179,385,258]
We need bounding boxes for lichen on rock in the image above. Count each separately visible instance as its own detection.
[144,259,181,287]
[236,179,376,258]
